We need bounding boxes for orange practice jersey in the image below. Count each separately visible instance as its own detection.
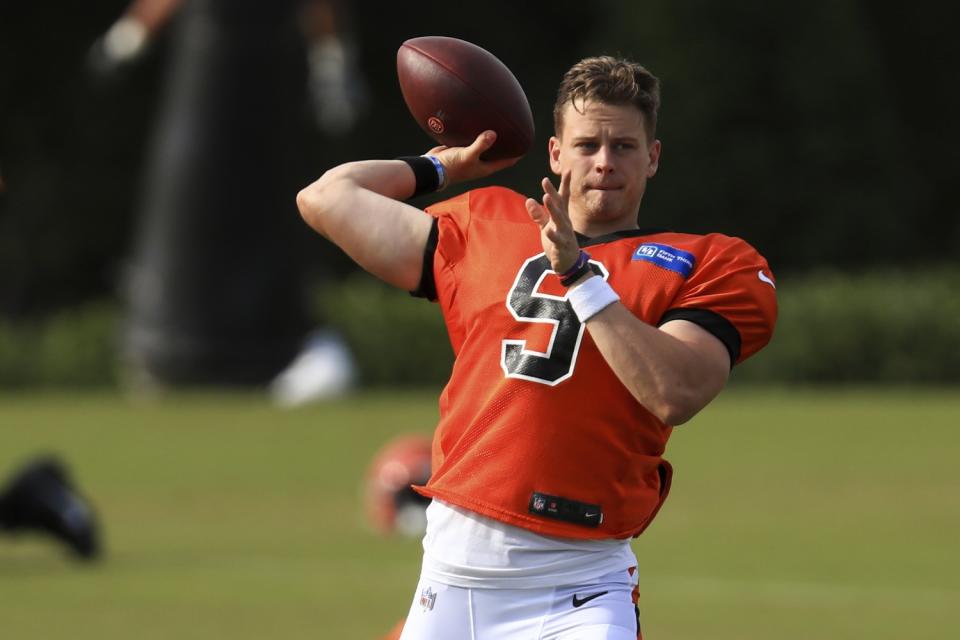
[413,186,777,539]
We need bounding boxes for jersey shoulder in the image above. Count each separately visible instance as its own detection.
[653,232,777,364]
[646,231,764,260]
[426,186,528,223]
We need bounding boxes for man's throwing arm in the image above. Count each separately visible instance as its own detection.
[297,160,434,291]
[296,131,519,291]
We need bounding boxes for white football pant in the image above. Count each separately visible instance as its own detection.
[398,567,641,640]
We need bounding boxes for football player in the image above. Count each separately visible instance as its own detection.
[298,56,777,639]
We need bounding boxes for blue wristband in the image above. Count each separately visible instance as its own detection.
[424,155,447,191]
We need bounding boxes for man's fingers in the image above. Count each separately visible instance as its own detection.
[541,189,572,234]
[432,130,522,185]
[525,197,548,227]
[469,130,497,155]
[558,171,571,203]
[541,177,558,198]
[467,130,521,172]
[543,225,565,245]
[541,178,560,217]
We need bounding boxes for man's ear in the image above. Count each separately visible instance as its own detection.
[548,136,562,175]
[647,139,662,178]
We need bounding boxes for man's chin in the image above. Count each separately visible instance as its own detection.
[584,192,625,217]
[572,195,641,232]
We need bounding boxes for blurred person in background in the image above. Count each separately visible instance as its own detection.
[94,0,367,404]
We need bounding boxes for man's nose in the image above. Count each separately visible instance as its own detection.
[594,146,615,173]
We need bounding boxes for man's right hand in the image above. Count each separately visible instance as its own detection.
[426,131,522,188]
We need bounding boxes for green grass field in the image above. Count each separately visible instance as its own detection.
[1,388,958,639]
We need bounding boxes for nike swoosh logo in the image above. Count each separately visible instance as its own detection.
[758,270,776,289]
[572,591,608,607]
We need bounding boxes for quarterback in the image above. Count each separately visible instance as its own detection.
[297,56,777,639]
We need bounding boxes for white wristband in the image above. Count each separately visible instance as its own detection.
[567,276,620,322]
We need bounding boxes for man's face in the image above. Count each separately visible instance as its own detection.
[549,100,661,234]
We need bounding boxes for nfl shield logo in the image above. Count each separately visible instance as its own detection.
[532,495,546,512]
[420,586,437,612]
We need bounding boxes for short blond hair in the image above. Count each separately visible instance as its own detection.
[553,56,661,141]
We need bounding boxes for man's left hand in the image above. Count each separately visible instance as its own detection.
[525,172,580,274]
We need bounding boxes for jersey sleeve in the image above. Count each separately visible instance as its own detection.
[661,235,778,365]
[410,192,472,302]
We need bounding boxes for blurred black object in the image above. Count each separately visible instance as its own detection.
[0,456,102,560]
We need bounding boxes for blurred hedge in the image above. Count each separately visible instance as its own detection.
[328,268,960,387]
[1,270,958,389]
[0,302,117,389]
[732,268,960,384]
[315,273,453,387]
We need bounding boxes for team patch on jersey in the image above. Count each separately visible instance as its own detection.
[632,243,696,277]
